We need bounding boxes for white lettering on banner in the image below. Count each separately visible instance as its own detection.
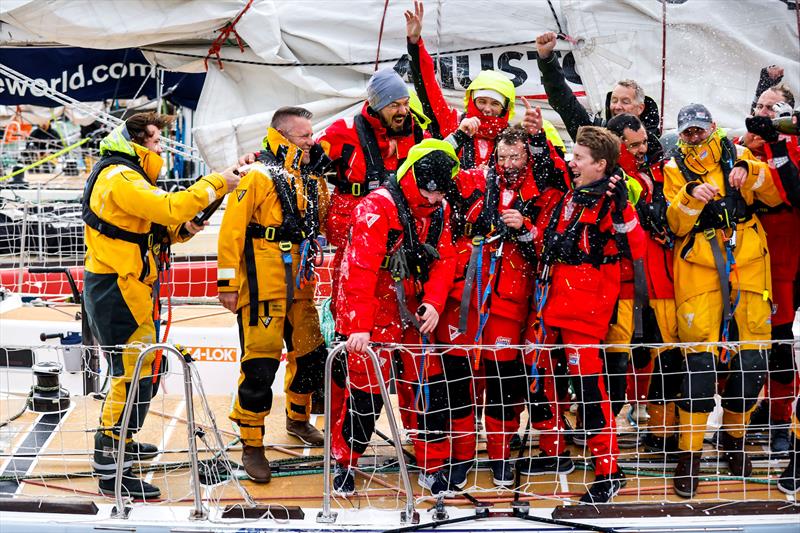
[187,346,238,363]
[93,64,109,84]
[0,62,155,98]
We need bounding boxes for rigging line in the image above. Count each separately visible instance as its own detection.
[109,48,129,109]
[374,0,391,71]
[435,0,443,86]
[140,36,543,68]
[660,0,667,131]
[0,63,199,160]
[120,63,158,121]
[546,0,565,36]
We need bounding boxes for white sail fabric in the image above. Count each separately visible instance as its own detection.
[2,0,798,170]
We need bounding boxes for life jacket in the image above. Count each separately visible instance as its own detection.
[541,180,619,269]
[328,110,424,198]
[238,139,325,324]
[674,135,752,235]
[82,151,169,281]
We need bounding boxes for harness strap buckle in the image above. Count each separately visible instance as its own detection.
[265,226,277,241]
[351,182,362,197]
[278,241,292,252]
[702,228,716,241]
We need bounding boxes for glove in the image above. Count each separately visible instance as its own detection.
[609,175,629,213]
[745,116,779,143]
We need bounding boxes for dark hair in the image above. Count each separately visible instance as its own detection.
[271,106,313,129]
[576,125,620,170]
[495,123,529,146]
[605,113,644,138]
[124,112,174,145]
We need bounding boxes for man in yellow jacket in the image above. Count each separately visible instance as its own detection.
[86,112,239,499]
[663,104,784,498]
[217,106,330,483]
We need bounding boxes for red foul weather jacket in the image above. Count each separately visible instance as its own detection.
[318,103,431,249]
[334,173,456,340]
[737,134,800,326]
[407,37,511,168]
[616,146,675,301]
[541,178,647,340]
[451,160,564,321]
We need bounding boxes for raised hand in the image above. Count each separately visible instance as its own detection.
[458,116,481,136]
[535,31,558,59]
[520,96,542,135]
[405,0,424,44]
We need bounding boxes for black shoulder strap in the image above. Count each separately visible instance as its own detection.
[355,114,388,184]
[385,178,419,251]
[82,154,150,246]
[256,150,306,241]
[473,167,501,235]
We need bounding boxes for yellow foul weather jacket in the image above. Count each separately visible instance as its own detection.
[663,131,783,309]
[217,128,330,313]
[84,124,228,337]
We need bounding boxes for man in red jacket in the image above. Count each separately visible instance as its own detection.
[737,83,800,453]
[435,121,567,488]
[522,126,646,503]
[331,139,458,496]
[603,113,681,454]
[318,67,432,315]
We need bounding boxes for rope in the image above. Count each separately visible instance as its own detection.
[142,37,544,69]
[434,0,443,86]
[546,0,577,44]
[0,137,91,182]
[205,0,255,71]
[374,0,391,71]
[660,0,667,131]
[719,235,741,365]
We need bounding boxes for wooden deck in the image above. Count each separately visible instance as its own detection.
[0,393,793,512]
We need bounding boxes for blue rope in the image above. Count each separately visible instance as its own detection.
[414,334,431,413]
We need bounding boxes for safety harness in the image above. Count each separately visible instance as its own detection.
[82,151,173,383]
[675,137,749,362]
[382,178,444,331]
[527,185,619,390]
[634,163,675,250]
[329,113,423,197]
[242,148,323,326]
[82,152,170,283]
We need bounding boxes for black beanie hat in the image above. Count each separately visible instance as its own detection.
[413,150,457,192]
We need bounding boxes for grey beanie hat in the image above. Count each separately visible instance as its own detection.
[366,68,409,111]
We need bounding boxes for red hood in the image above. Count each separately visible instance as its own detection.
[466,98,509,140]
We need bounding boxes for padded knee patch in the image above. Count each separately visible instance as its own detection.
[418,374,449,442]
[443,355,473,419]
[648,347,683,403]
[526,373,554,423]
[238,357,280,414]
[289,343,327,394]
[604,351,628,415]
[677,352,716,413]
[768,328,795,385]
[484,359,524,422]
[721,349,767,413]
[342,388,384,455]
[575,375,607,434]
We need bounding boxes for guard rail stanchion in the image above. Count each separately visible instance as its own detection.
[111,343,207,520]
[318,342,419,525]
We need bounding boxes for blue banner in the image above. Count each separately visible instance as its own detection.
[0,47,205,109]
